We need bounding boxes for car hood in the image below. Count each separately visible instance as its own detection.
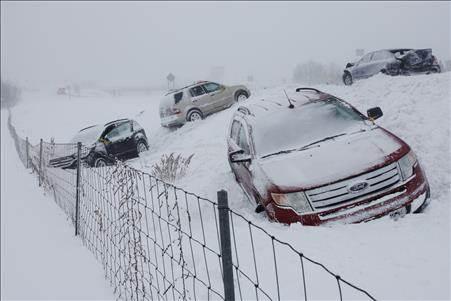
[258,128,404,190]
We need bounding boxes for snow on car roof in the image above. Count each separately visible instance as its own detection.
[387,48,413,53]
[237,88,330,119]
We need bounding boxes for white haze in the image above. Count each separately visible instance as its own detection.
[1,1,450,88]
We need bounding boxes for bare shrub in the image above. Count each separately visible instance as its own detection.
[151,153,194,183]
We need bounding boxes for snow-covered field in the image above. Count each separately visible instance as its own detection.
[8,73,451,299]
[0,110,114,299]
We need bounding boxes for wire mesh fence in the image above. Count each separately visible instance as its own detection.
[7,110,377,301]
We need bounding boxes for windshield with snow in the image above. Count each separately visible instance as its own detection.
[255,98,368,158]
[70,125,104,145]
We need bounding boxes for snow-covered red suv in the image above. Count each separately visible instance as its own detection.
[227,88,430,225]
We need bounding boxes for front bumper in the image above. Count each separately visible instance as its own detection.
[266,163,430,225]
[48,155,77,169]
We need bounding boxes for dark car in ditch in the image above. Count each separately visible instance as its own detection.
[49,118,149,168]
[227,88,430,225]
[343,48,441,85]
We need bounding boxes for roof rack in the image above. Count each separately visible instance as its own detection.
[295,87,323,93]
[104,118,129,126]
[164,81,209,96]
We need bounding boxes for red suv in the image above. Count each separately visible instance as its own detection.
[227,88,430,225]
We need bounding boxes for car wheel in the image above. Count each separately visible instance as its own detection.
[235,91,249,102]
[137,140,148,154]
[431,66,441,73]
[343,73,353,86]
[187,110,203,122]
[94,157,107,168]
[255,204,265,213]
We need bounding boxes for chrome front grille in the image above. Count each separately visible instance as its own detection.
[49,155,76,168]
[306,162,401,210]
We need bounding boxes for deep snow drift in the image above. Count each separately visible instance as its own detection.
[0,110,114,299]
[8,73,451,299]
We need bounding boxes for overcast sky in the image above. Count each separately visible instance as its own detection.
[1,1,450,87]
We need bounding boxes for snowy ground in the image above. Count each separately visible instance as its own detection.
[7,73,451,299]
[1,109,114,299]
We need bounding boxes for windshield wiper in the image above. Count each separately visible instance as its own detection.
[261,133,347,159]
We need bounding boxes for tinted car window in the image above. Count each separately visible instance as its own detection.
[203,82,221,93]
[104,122,132,142]
[237,125,250,154]
[231,120,241,141]
[174,91,183,104]
[190,86,206,97]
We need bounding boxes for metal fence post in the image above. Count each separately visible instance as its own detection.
[38,138,43,186]
[217,190,235,301]
[26,137,29,168]
[75,142,82,236]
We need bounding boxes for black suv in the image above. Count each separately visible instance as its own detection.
[49,119,148,168]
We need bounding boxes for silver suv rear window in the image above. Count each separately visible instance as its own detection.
[174,91,183,104]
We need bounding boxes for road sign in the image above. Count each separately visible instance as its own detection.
[167,73,175,90]
[167,73,175,82]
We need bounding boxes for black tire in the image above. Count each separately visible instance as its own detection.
[94,156,107,168]
[235,90,249,102]
[187,109,203,122]
[343,72,353,86]
[431,66,441,74]
[136,140,148,154]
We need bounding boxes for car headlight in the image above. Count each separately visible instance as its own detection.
[398,151,417,181]
[271,192,313,214]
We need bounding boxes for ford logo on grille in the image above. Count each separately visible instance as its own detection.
[348,181,369,193]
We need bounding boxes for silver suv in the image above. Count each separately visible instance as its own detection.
[159,81,251,127]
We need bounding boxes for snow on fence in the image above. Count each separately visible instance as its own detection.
[7,110,377,301]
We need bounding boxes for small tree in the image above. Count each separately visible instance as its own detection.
[1,80,21,108]
[151,153,194,183]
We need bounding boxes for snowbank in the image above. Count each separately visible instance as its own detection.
[8,73,451,299]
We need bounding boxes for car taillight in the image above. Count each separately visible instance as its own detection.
[161,108,181,116]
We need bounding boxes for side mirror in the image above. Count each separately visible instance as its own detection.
[229,149,251,163]
[346,62,354,68]
[367,107,383,120]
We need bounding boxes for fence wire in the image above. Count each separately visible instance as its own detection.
[7,110,377,301]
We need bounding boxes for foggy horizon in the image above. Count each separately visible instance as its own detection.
[1,1,450,88]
